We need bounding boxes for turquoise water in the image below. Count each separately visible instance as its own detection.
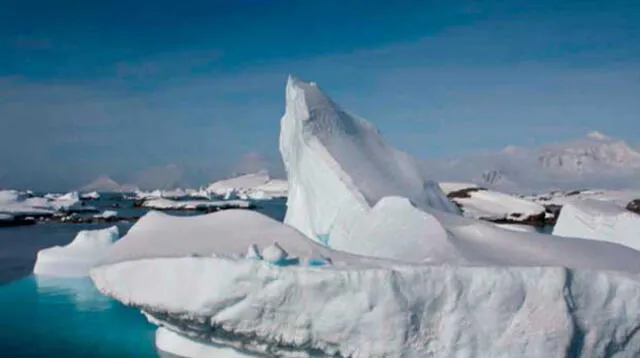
[0,276,158,357]
[0,197,289,356]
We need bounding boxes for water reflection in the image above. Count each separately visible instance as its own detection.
[34,275,113,311]
[0,275,158,357]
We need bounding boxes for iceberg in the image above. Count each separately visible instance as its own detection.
[91,77,640,357]
[140,198,251,211]
[205,172,288,200]
[205,171,271,196]
[80,191,101,200]
[93,210,119,220]
[553,199,640,251]
[92,210,640,357]
[34,226,119,277]
[0,190,55,216]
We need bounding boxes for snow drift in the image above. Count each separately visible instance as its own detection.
[34,226,119,277]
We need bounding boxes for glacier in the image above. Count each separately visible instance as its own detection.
[91,77,640,357]
[34,226,120,277]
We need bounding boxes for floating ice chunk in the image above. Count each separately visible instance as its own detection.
[34,226,119,277]
[81,191,101,200]
[94,210,118,220]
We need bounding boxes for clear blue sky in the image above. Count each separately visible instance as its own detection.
[1,0,639,190]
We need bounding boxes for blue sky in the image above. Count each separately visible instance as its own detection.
[1,0,639,190]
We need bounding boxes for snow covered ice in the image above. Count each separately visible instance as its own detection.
[553,199,640,251]
[205,171,288,200]
[440,182,546,222]
[141,198,251,210]
[34,226,119,277]
[91,77,640,357]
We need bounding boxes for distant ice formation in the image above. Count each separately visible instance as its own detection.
[204,171,288,200]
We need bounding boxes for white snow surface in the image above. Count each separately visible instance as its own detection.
[35,226,119,277]
[437,182,479,195]
[205,171,270,195]
[0,189,85,215]
[526,189,640,208]
[94,210,118,219]
[553,199,640,251]
[81,191,101,200]
[205,172,288,200]
[494,223,539,233]
[141,198,250,210]
[453,189,546,221]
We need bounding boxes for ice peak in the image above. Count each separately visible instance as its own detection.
[586,131,611,141]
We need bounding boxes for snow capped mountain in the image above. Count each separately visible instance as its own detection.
[78,175,139,193]
[536,131,640,174]
[427,131,640,193]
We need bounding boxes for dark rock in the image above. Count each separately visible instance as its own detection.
[627,199,640,215]
[544,204,562,216]
[490,211,547,226]
[447,187,487,199]
[565,190,584,197]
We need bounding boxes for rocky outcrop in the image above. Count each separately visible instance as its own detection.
[627,199,640,214]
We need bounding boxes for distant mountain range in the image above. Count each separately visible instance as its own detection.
[424,131,640,193]
[78,175,139,193]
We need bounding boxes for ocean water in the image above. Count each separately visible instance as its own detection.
[0,197,288,357]
[0,276,158,357]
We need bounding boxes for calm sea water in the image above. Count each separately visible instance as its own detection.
[0,197,287,357]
